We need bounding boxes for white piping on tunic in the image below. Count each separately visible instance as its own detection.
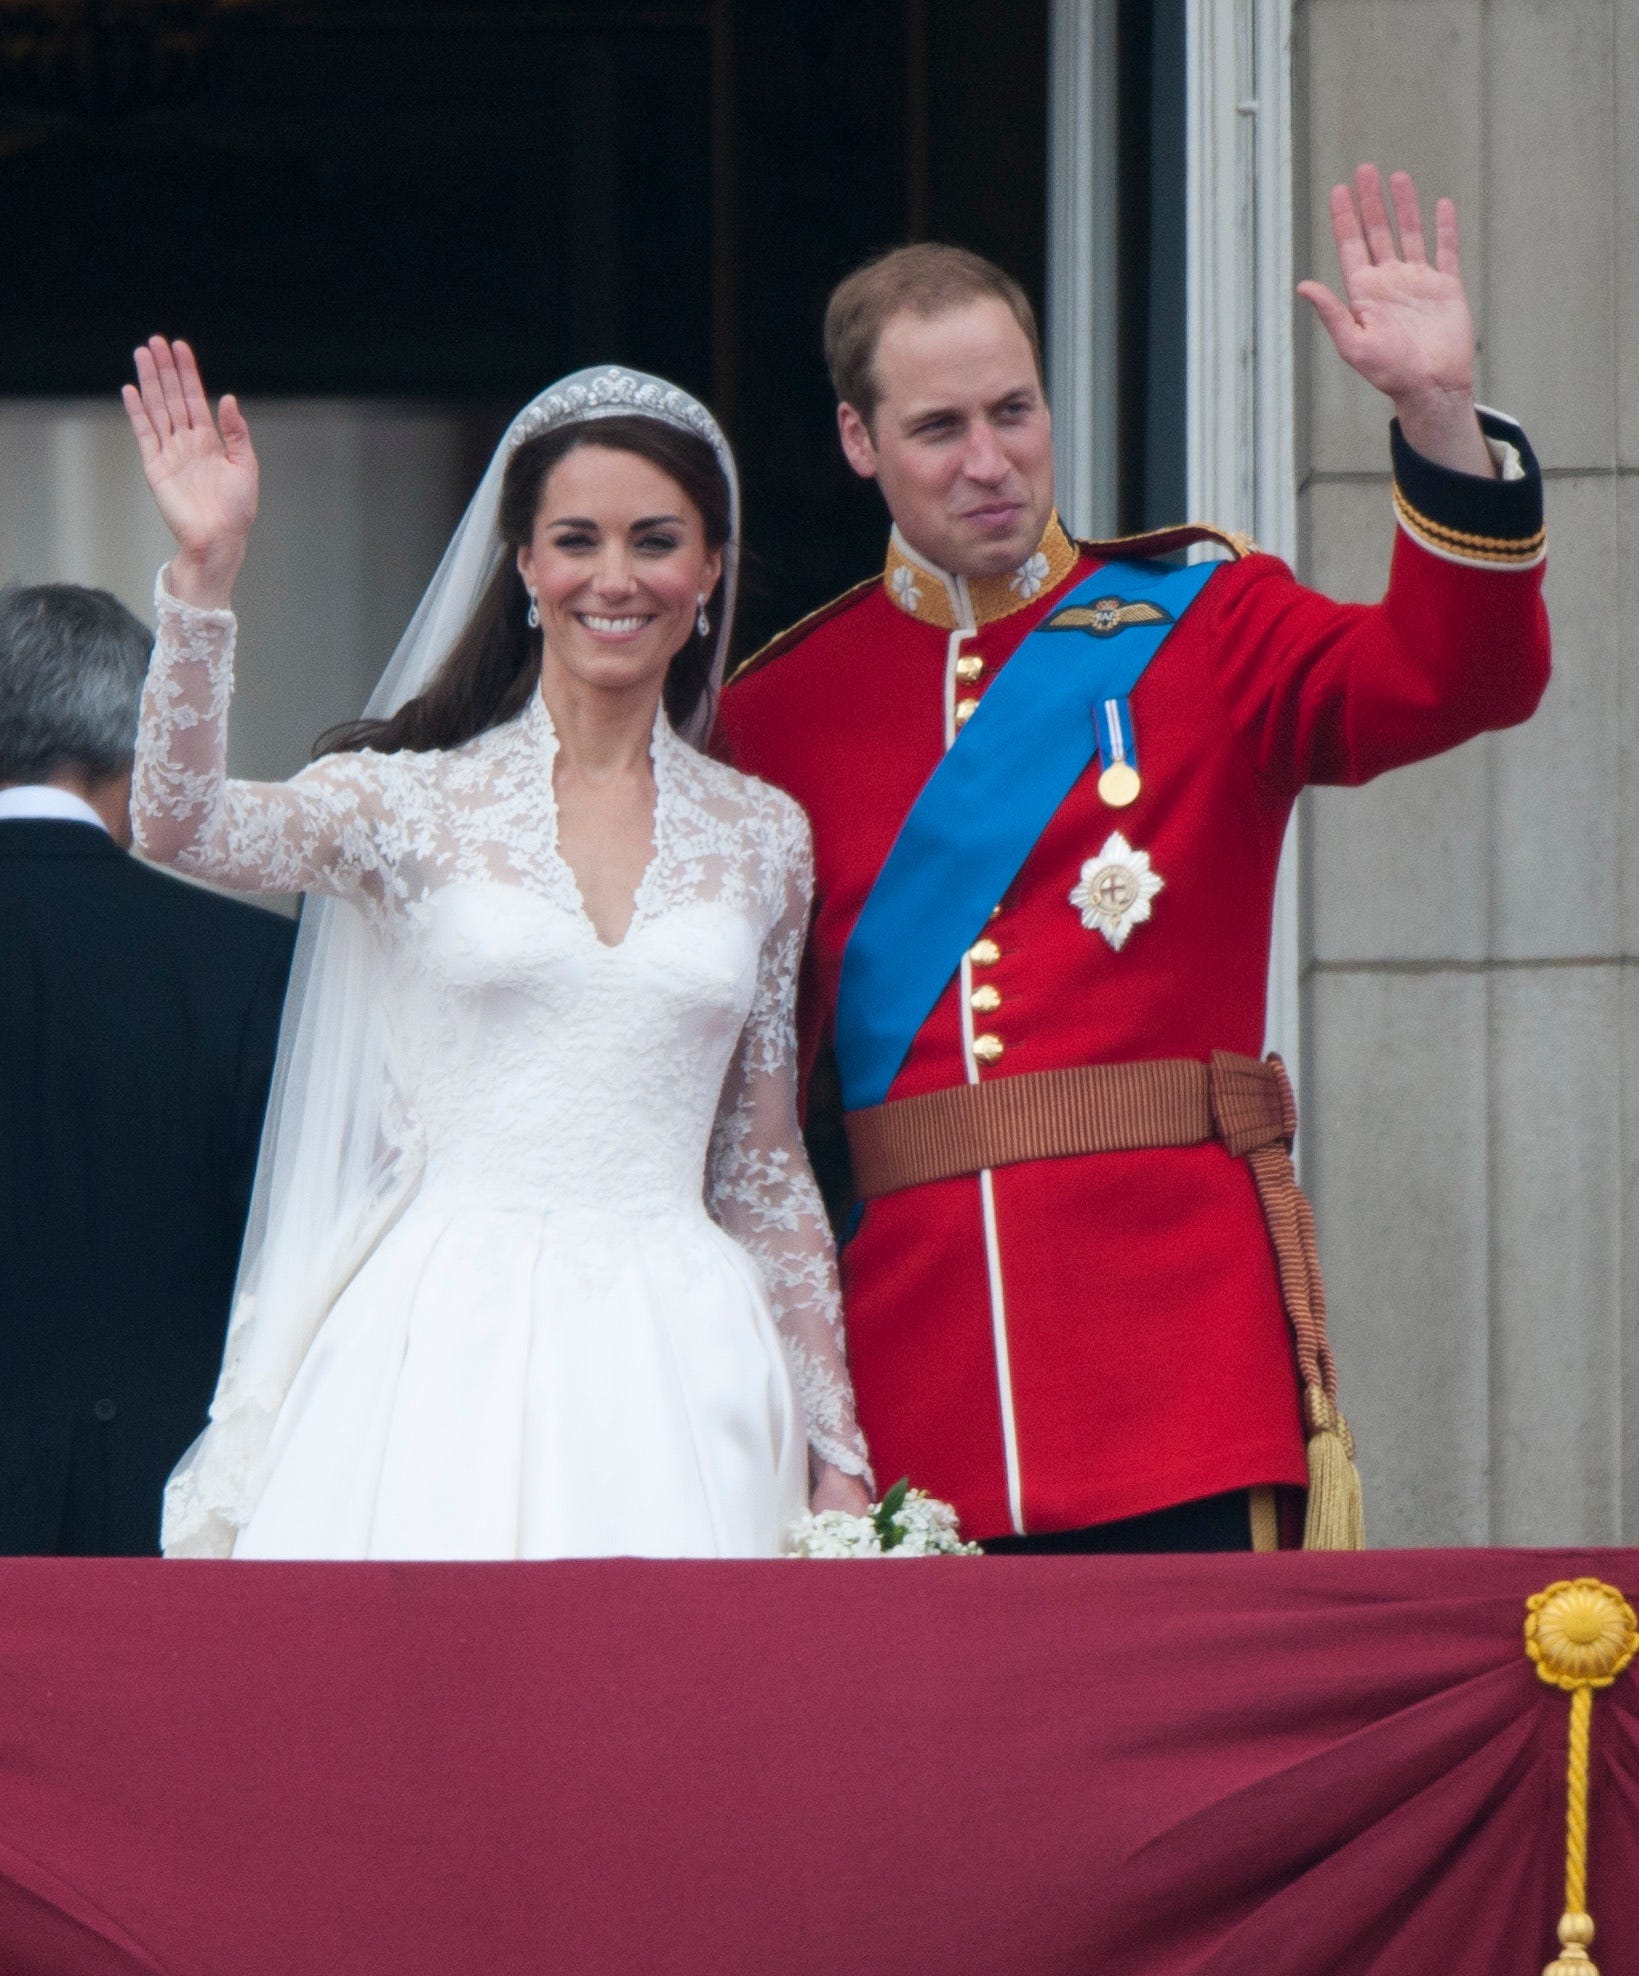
[945,621,1026,1536]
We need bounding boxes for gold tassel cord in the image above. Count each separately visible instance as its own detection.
[1564,1687,1592,1925]
[1524,1579,1639,1976]
[1300,1383,1365,1551]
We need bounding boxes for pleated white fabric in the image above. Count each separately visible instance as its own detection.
[236,1192,805,1559]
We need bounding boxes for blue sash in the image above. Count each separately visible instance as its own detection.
[833,557,1217,1111]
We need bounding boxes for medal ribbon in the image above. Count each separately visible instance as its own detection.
[1098,696,1137,781]
[834,557,1218,1111]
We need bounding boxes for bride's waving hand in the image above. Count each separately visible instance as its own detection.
[123,336,401,893]
[122,336,258,608]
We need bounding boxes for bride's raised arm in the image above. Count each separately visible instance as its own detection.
[707,801,872,1507]
[123,336,401,901]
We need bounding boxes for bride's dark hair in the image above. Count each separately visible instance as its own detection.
[315,415,731,758]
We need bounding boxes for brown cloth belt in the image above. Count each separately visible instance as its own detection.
[842,1052,1365,1550]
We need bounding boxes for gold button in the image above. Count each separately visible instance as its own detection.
[972,1033,1004,1066]
[954,696,980,726]
[967,937,1001,966]
[955,653,985,683]
[970,983,1001,1013]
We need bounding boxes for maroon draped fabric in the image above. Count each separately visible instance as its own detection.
[0,1549,1633,1974]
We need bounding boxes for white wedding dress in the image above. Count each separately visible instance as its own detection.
[131,579,869,1558]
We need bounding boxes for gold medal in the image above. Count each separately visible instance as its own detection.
[1097,761,1141,808]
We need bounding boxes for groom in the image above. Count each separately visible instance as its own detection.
[716,167,1551,1553]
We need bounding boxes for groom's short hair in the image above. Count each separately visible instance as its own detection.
[824,243,1044,431]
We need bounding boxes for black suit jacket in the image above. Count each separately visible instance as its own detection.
[0,820,295,1553]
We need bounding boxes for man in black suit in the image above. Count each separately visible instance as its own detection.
[0,581,294,1553]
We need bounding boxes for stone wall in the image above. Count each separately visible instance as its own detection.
[1293,0,1635,1542]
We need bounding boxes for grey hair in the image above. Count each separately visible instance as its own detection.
[0,583,153,782]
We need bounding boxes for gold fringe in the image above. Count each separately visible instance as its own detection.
[1301,1384,1365,1551]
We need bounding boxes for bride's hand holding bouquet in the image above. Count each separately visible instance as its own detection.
[790,1477,981,1557]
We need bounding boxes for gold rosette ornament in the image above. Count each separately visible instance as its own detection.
[1524,1578,1639,1975]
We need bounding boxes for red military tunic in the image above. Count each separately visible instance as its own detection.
[717,416,1550,1541]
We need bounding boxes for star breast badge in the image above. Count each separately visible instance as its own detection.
[1069,832,1163,951]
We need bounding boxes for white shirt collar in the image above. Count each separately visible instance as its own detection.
[0,785,111,833]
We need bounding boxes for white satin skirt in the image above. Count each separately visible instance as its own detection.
[233,1187,808,1560]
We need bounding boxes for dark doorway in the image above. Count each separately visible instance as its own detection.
[1115,0,1187,535]
[0,0,1048,658]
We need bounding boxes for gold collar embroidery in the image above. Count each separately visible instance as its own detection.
[882,513,1080,631]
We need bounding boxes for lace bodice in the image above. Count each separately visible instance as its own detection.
[132,575,869,1480]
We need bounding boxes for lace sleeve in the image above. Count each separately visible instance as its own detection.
[130,567,401,901]
[706,800,872,1483]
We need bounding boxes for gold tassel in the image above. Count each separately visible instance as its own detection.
[1301,1382,1365,1551]
[1524,1580,1639,1976]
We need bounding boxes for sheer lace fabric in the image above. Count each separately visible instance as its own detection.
[133,578,868,1553]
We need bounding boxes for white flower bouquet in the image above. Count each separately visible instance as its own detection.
[787,1477,982,1558]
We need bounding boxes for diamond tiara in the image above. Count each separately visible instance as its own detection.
[505,367,730,469]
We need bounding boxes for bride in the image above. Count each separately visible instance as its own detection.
[122,338,872,1558]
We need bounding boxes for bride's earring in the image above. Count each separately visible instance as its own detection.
[696,595,710,639]
[526,589,541,631]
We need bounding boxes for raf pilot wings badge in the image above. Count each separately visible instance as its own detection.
[1040,596,1173,639]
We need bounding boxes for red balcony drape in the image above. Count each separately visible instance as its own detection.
[0,1549,1634,1974]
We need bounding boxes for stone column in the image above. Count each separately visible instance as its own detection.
[1294,0,1632,1543]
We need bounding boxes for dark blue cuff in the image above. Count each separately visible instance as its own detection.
[1389,409,1545,567]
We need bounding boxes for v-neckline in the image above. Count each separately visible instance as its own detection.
[528,691,672,952]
